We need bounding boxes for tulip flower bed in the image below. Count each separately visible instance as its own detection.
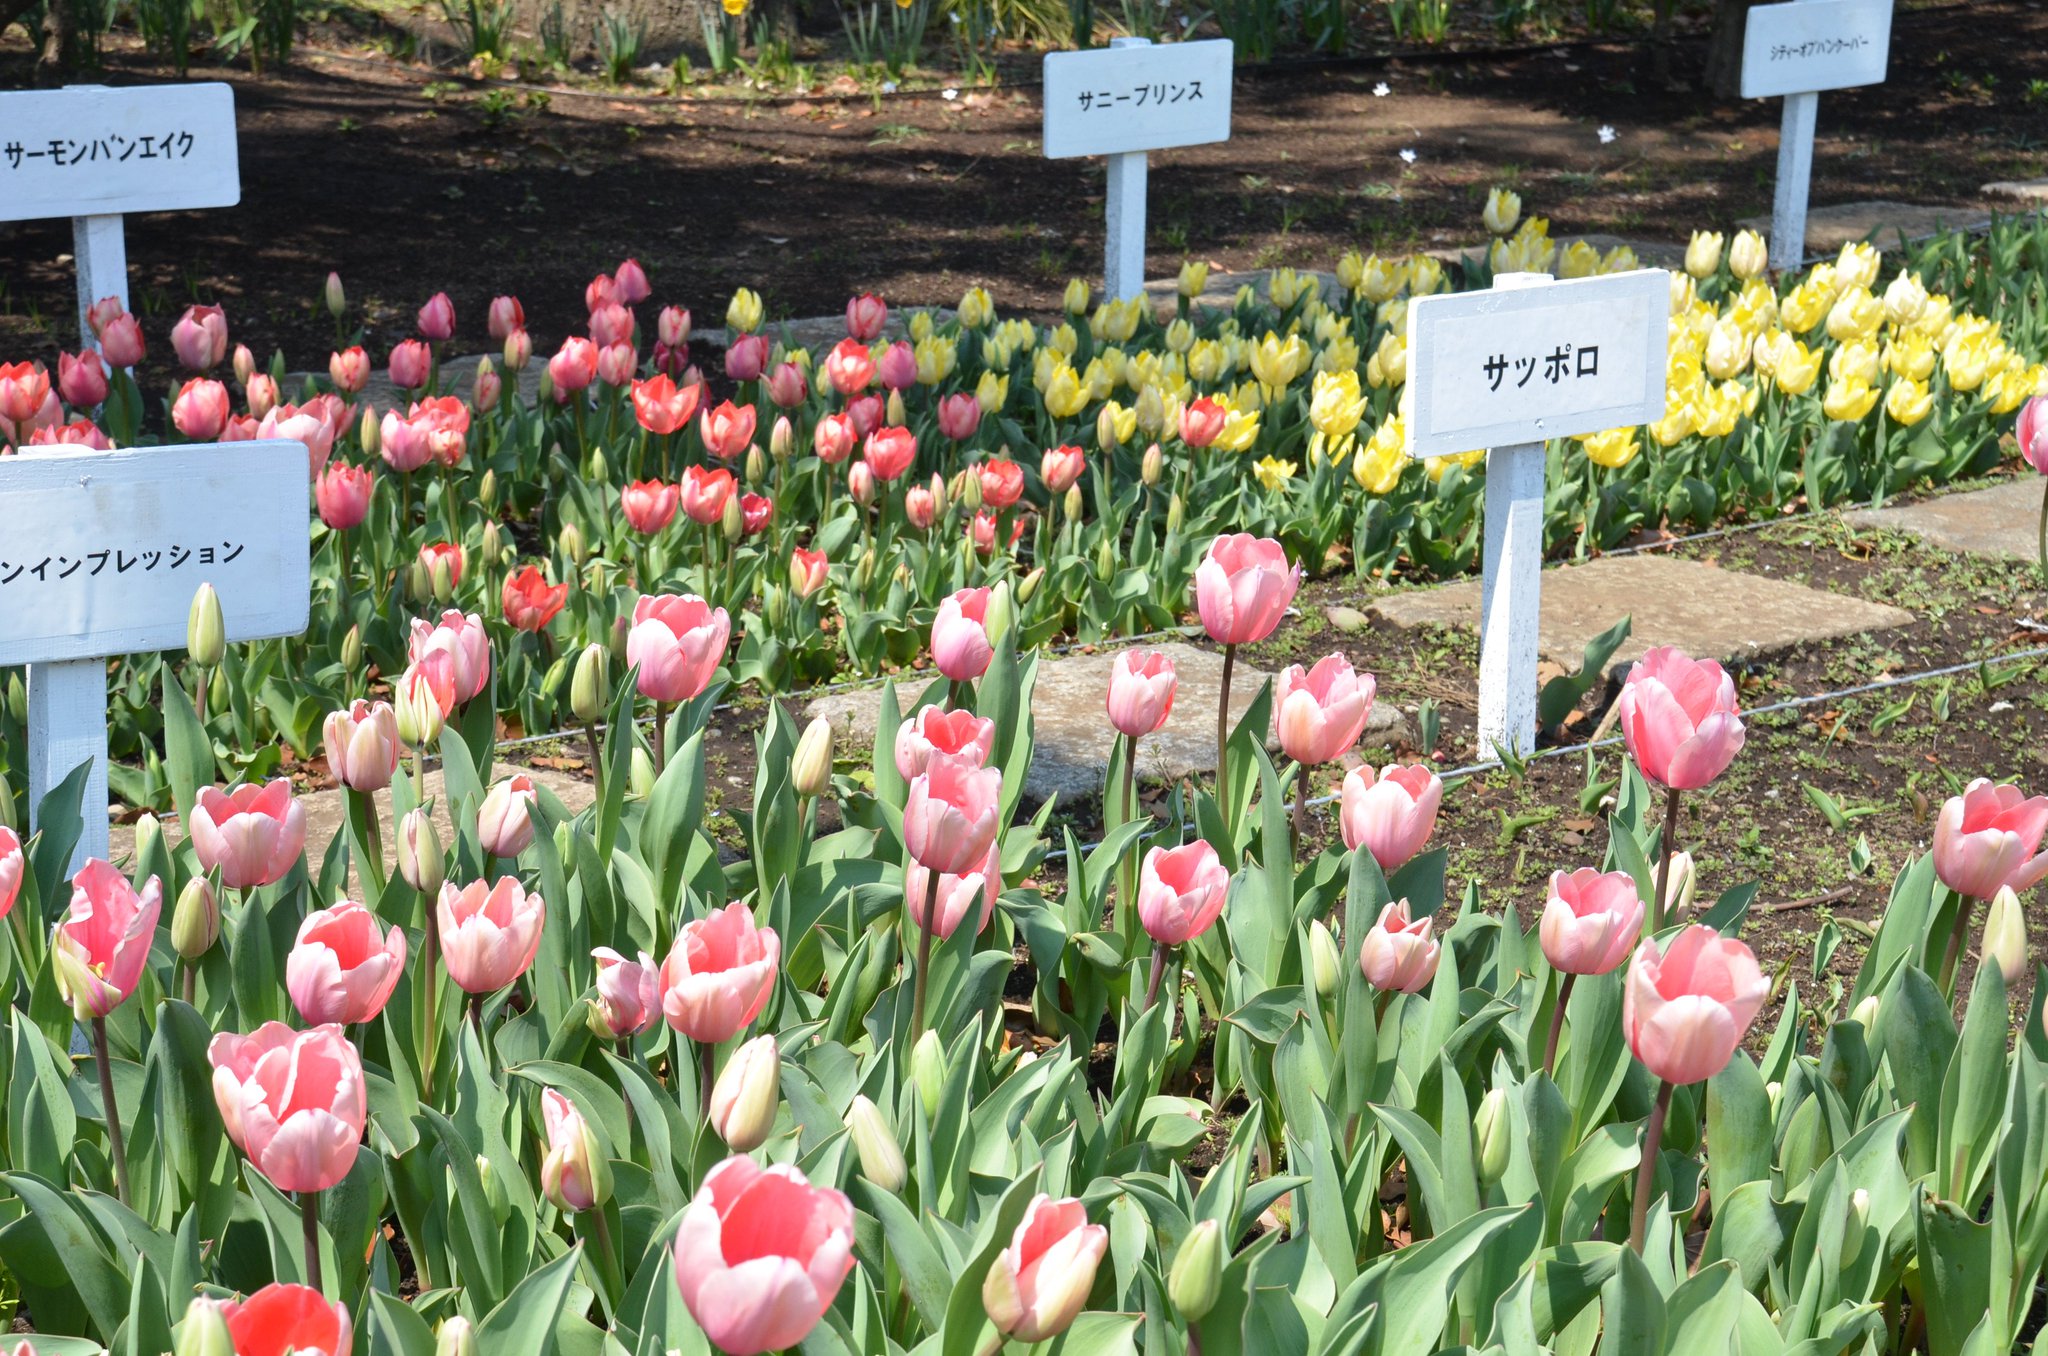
[0,519,2047,1355]
[4,211,2048,816]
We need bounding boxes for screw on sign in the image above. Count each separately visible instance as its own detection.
[1738,0,1894,269]
[1405,269,1670,760]
[1041,38,1234,301]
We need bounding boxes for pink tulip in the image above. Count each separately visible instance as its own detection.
[1358,898,1440,992]
[628,593,731,703]
[408,610,492,705]
[813,412,857,464]
[1041,444,1087,494]
[765,361,808,408]
[1539,869,1645,976]
[931,587,995,681]
[863,425,917,481]
[596,342,637,388]
[1179,396,1226,448]
[660,902,781,1043]
[876,340,917,391]
[673,1156,856,1356]
[895,705,999,781]
[847,393,884,438]
[906,839,1000,941]
[315,462,374,532]
[50,860,161,1019]
[386,338,432,392]
[504,326,534,373]
[615,257,651,305]
[0,361,49,425]
[790,547,828,598]
[701,401,757,461]
[208,1022,365,1192]
[473,360,501,412]
[86,294,125,337]
[824,338,875,397]
[903,755,1004,875]
[220,1283,352,1356]
[173,378,231,440]
[725,333,771,384]
[26,417,113,450]
[99,312,145,368]
[2017,396,2048,474]
[1196,534,1299,645]
[982,1195,1108,1344]
[1137,840,1230,945]
[1273,655,1375,766]
[1339,764,1442,871]
[171,303,229,371]
[937,392,981,441]
[1624,925,1768,1085]
[0,827,21,922]
[590,946,662,1038]
[1617,647,1746,791]
[550,337,598,395]
[681,464,737,526]
[220,414,261,443]
[622,479,681,535]
[541,1088,608,1212]
[1106,650,1177,738]
[979,458,1024,510]
[847,461,876,507]
[414,292,454,342]
[588,301,634,349]
[378,409,433,474]
[322,699,399,792]
[327,345,369,394]
[659,305,692,349]
[1933,778,2048,899]
[905,482,937,530]
[741,493,773,535]
[846,292,889,342]
[418,542,463,590]
[477,774,538,858]
[191,780,308,890]
[487,294,526,341]
[437,877,546,994]
[58,349,108,407]
[287,901,407,1026]
[633,373,701,436]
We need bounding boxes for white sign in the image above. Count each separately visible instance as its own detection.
[0,443,310,666]
[1405,269,1669,460]
[1041,39,1232,160]
[1740,0,1891,100]
[0,83,241,224]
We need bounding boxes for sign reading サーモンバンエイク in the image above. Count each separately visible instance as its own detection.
[0,82,241,223]
[1404,269,1669,459]
[1041,39,1233,160]
[1740,0,1892,100]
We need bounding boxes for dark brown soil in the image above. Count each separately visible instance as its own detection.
[5,0,2047,369]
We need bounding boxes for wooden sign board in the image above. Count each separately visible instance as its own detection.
[0,82,241,223]
[1405,269,1670,459]
[1741,0,1893,100]
[1042,39,1233,160]
[0,442,310,665]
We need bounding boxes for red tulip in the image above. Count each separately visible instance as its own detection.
[287,901,407,1026]
[622,479,681,535]
[740,492,773,535]
[58,349,107,407]
[863,425,917,481]
[1041,444,1087,493]
[700,401,757,460]
[501,565,569,633]
[208,1021,365,1192]
[824,338,875,396]
[673,1157,855,1355]
[171,303,229,371]
[407,609,491,704]
[895,704,996,779]
[633,373,699,436]
[660,902,780,1042]
[26,418,113,450]
[1623,925,1768,1085]
[1107,649,1176,738]
[845,291,888,342]
[437,877,546,993]
[813,412,857,464]
[173,378,231,440]
[903,755,1003,875]
[321,699,399,792]
[219,1283,352,1356]
[790,547,828,597]
[487,294,525,341]
[978,457,1024,509]
[191,780,308,890]
[627,593,731,703]
[1179,396,1226,448]
[615,257,651,305]
[387,338,432,391]
[680,465,737,526]
[51,859,161,1019]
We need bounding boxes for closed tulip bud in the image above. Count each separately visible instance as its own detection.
[1474,1087,1510,1186]
[323,272,346,320]
[793,717,834,798]
[1141,442,1164,486]
[434,1317,477,1356]
[1017,566,1044,604]
[171,875,219,959]
[1064,485,1084,523]
[1982,885,2028,985]
[0,771,13,833]
[359,406,380,457]
[1166,494,1184,533]
[479,521,504,566]
[132,812,164,867]
[984,580,1014,649]
[1308,918,1341,1000]
[541,1089,612,1212]
[957,468,983,512]
[1063,278,1091,315]
[174,1297,234,1356]
[341,624,363,673]
[1729,229,1769,281]
[721,494,744,543]
[404,559,430,602]
[1850,993,1880,1028]
[770,415,794,460]
[559,520,587,565]
[1657,850,1696,922]
[886,390,907,427]
[187,582,225,666]
[845,1094,906,1192]
[398,808,443,895]
[763,582,787,628]
[232,343,257,388]
[630,747,657,798]
[1841,1188,1871,1267]
[746,443,768,484]
[479,469,499,512]
[709,1034,781,1151]
[911,1029,945,1119]
[431,555,456,602]
[571,643,609,723]
[590,447,609,484]
[1168,1219,1224,1322]
[1684,230,1724,279]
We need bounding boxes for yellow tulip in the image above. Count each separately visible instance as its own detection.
[1883,332,1936,382]
[1558,240,1603,279]
[1729,280,1780,334]
[1249,332,1310,393]
[1063,278,1091,316]
[1213,403,1262,454]
[1779,282,1830,335]
[1315,335,1362,376]
[1578,427,1640,469]
[1728,229,1769,280]
[1309,369,1368,440]
[1096,346,1129,390]
[1162,318,1195,355]
[1427,448,1485,482]
[1694,384,1743,438]
[1704,317,1751,381]
[1132,383,1169,435]
[1267,268,1311,310]
[1353,415,1407,493]
[1882,271,1927,328]
[1884,377,1932,426]
[1178,260,1209,299]
[1910,293,1954,340]
[975,370,1008,414]
[914,334,957,386]
[1749,329,1785,379]
[1835,240,1882,293]
[1372,330,1407,387]
[1944,333,1992,392]
[1042,364,1087,419]
[725,287,763,334]
[956,286,993,330]
[1826,287,1884,344]
[1096,400,1137,449]
[981,335,1012,372]
[1253,456,1297,491]
[1483,186,1522,236]
[1774,339,1822,396]
[1080,357,1114,402]
[1357,254,1406,304]
[1684,231,1724,279]
[1407,256,1445,296]
[1829,341,1880,387]
[1668,272,1698,313]
[1823,377,1879,421]
[1187,339,1228,386]
[1046,321,1079,357]
[1601,244,1641,275]
[997,317,1037,352]
[1648,402,1695,447]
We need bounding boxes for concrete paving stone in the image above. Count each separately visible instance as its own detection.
[1368,554,1914,668]
[1733,201,1993,259]
[804,641,1412,803]
[1426,233,1687,273]
[1844,478,2047,562]
[1982,180,2048,204]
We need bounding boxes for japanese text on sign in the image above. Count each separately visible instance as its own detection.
[1405,269,1669,458]
[0,442,309,666]
[0,83,241,224]
[1740,0,1892,100]
[1042,39,1233,159]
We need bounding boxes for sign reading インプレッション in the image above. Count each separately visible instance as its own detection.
[1404,269,1670,459]
[1740,0,1892,100]
[1041,39,1233,160]
[0,82,241,223]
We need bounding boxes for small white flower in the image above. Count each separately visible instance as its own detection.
[942,87,958,99]
[1399,147,1417,164]
[1598,124,1618,144]
[1373,82,1390,96]
[881,80,898,92]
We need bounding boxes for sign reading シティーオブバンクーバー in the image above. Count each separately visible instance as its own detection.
[1740,0,1892,100]
[0,83,241,223]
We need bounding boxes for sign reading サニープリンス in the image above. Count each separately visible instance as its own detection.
[1041,39,1233,160]
[1740,0,1893,100]
[0,443,310,667]
[0,82,241,223]
[1404,269,1670,459]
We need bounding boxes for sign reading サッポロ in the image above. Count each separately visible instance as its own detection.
[1740,0,1892,100]
[1404,269,1670,459]
[0,82,241,223]
[1041,39,1233,160]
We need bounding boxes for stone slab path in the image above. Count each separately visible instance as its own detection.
[1983,181,2048,204]
[1734,200,1993,258]
[1370,555,1914,667]
[1845,478,2046,562]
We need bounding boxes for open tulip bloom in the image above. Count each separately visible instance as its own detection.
[1617,647,1745,932]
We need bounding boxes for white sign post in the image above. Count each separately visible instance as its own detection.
[1740,0,1893,270]
[1042,38,1233,301]
[0,445,310,869]
[1407,269,1670,759]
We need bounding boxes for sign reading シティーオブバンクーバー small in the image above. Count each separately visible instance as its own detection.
[1404,269,1670,460]
[1041,39,1233,160]
[1740,0,1892,100]
[0,443,309,667]
[0,83,241,223]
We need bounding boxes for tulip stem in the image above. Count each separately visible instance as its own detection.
[701,1040,718,1119]
[1652,787,1683,935]
[1542,972,1577,1077]
[911,863,941,1041]
[589,1203,623,1309]
[1292,761,1311,848]
[420,917,440,1105]
[1141,941,1170,1014]
[1628,1079,1674,1254]
[1216,644,1237,818]
[301,1189,324,1294]
[652,702,670,776]
[584,719,605,800]
[180,959,196,1007]
[2037,477,2047,583]
[91,1017,131,1209]
[1936,889,1974,1002]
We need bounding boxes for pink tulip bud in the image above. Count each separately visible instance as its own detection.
[622,479,680,534]
[627,593,731,704]
[725,332,771,383]
[845,291,889,341]
[590,946,661,1039]
[1196,534,1299,646]
[970,509,999,557]
[171,303,229,372]
[417,291,456,342]
[322,698,399,791]
[700,400,757,460]
[1041,444,1087,494]
[388,338,433,392]
[487,294,525,341]
[549,337,598,394]
[1339,763,1442,872]
[931,586,995,681]
[1179,396,1226,448]
[503,326,533,372]
[57,349,108,407]
[1274,655,1375,767]
[906,838,1001,941]
[814,412,857,464]
[741,492,773,535]
[51,860,161,1019]
[0,828,21,925]
[329,346,370,394]
[1933,778,2048,900]
[472,358,501,413]
[477,774,538,858]
[596,342,637,388]
[895,705,996,780]
[172,378,231,440]
[1358,898,1440,992]
[207,1021,365,1192]
[1107,649,1177,738]
[825,338,875,397]
[438,877,546,994]
[1137,840,1230,945]
[541,1088,611,1211]
[790,547,828,598]
[982,1195,1108,1344]
[1623,926,1769,1085]
[660,902,780,1043]
[766,360,809,408]
[98,313,145,368]
[288,900,407,1026]
[245,373,279,421]
[614,257,651,305]
[85,294,125,337]
[232,343,258,387]
[936,391,981,441]
[876,340,917,391]
[708,1033,782,1151]
[905,483,937,529]
[191,780,308,890]
[1617,647,1746,791]
[658,305,692,349]
[1539,868,1645,976]
[673,1158,855,1355]
[846,392,884,437]
[0,361,49,426]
